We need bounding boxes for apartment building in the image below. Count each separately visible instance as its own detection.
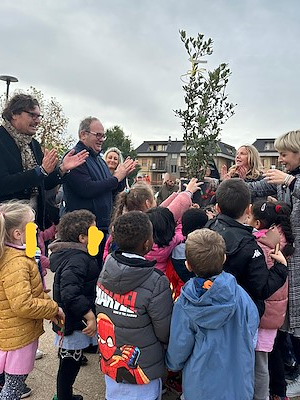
[135,137,236,186]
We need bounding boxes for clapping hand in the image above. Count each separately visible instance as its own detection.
[60,149,89,173]
[114,157,138,181]
[42,149,59,174]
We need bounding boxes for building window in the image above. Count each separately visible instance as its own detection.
[225,146,234,155]
[142,159,147,167]
[171,165,177,173]
[171,153,177,159]
[264,141,275,151]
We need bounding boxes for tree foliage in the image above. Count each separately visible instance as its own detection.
[175,30,235,179]
[0,86,74,157]
[102,125,137,159]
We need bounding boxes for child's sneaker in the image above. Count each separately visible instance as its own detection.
[285,362,299,384]
[20,385,32,398]
[287,374,300,397]
[270,396,290,400]
[35,349,44,360]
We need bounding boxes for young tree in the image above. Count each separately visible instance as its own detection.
[0,86,74,157]
[175,30,235,179]
[102,125,137,159]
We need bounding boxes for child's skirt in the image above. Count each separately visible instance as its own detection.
[0,340,38,374]
[54,330,97,350]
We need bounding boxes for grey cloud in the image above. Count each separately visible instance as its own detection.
[0,0,299,150]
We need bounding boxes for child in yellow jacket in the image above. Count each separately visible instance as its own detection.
[0,200,64,400]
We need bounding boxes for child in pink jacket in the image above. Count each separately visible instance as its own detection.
[145,179,201,273]
[248,200,294,400]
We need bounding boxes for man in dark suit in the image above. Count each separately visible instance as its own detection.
[0,94,88,229]
[63,116,137,265]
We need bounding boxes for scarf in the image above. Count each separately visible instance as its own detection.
[3,120,38,171]
[3,120,39,196]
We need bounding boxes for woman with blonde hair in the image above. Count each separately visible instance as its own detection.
[103,147,124,175]
[222,144,264,182]
[248,130,300,399]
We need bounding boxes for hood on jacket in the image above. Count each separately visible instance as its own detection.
[206,214,254,256]
[253,226,280,249]
[49,241,88,273]
[180,271,239,330]
[0,246,29,271]
[100,251,156,294]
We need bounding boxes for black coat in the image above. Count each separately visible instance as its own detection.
[63,141,124,231]
[0,125,63,229]
[50,242,99,336]
[206,214,288,316]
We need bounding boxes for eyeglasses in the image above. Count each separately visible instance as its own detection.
[86,130,107,140]
[23,110,43,120]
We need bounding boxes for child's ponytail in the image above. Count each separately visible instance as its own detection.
[274,202,295,258]
[0,212,6,259]
[111,191,128,229]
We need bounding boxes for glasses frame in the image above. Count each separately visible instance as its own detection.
[86,130,107,140]
[23,110,43,120]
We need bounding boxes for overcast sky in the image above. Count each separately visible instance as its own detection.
[0,0,299,150]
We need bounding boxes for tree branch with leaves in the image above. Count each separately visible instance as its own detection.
[175,30,235,179]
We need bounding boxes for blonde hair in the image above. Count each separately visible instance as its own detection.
[186,228,226,278]
[0,200,35,259]
[229,145,263,180]
[103,147,124,166]
[274,130,300,153]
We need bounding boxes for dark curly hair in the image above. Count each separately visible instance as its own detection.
[113,211,152,252]
[58,209,96,242]
[252,200,295,258]
[2,94,39,122]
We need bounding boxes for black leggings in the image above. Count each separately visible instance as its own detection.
[57,348,82,400]
[269,331,287,397]
[269,331,300,397]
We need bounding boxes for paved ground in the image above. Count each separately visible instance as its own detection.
[27,272,300,400]
[27,271,178,400]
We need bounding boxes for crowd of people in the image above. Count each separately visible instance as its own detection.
[0,93,299,400]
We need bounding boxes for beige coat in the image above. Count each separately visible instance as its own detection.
[0,246,58,351]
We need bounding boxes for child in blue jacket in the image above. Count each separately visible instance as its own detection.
[166,228,260,400]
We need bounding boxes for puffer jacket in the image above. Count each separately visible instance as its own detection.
[254,226,288,329]
[0,246,58,351]
[206,214,288,316]
[96,251,173,384]
[145,191,191,272]
[49,241,99,336]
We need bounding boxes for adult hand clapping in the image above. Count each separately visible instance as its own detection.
[114,157,138,182]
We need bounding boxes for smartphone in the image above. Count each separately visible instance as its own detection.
[180,179,189,192]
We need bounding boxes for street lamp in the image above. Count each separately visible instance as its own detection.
[0,75,19,101]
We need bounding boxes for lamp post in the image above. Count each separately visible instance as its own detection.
[0,75,19,101]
